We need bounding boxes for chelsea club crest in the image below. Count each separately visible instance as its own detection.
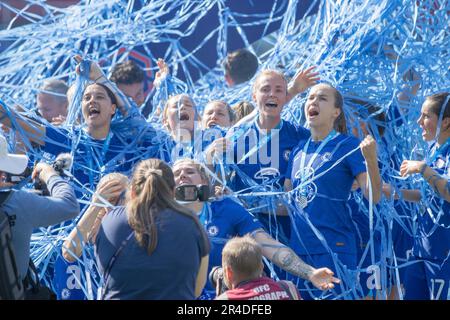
[207,225,219,237]
[321,152,332,162]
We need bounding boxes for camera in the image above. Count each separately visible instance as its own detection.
[3,153,72,192]
[34,153,72,195]
[5,167,33,184]
[209,266,228,296]
[175,184,210,202]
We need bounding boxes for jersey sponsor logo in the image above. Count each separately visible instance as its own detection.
[42,152,56,162]
[253,167,280,184]
[293,166,315,180]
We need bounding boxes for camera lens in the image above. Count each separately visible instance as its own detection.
[208,266,223,287]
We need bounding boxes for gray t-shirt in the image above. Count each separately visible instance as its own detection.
[95,206,209,300]
[2,176,80,279]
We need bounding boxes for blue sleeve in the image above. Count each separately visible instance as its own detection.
[96,207,129,248]
[225,199,263,236]
[43,126,72,154]
[94,207,129,272]
[345,137,367,178]
[9,176,79,228]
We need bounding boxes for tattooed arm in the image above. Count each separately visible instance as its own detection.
[251,229,340,290]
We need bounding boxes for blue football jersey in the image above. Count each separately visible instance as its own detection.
[229,119,310,192]
[53,251,100,300]
[287,134,366,255]
[201,198,263,292]
[413,141,450,261]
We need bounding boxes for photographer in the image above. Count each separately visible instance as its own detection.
[215,235,300,300]
[0,134,79,286]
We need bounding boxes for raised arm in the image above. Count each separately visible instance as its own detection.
[204,137,232,166]
[153,58,170,89]
[62,206,105,262]
[357,135,382,203]
[16,163,80,227]
[286,66,320,103]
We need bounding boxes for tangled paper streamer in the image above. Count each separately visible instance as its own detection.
[1,0,449,299]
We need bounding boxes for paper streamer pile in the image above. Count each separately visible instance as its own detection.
[0,0,449,299]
